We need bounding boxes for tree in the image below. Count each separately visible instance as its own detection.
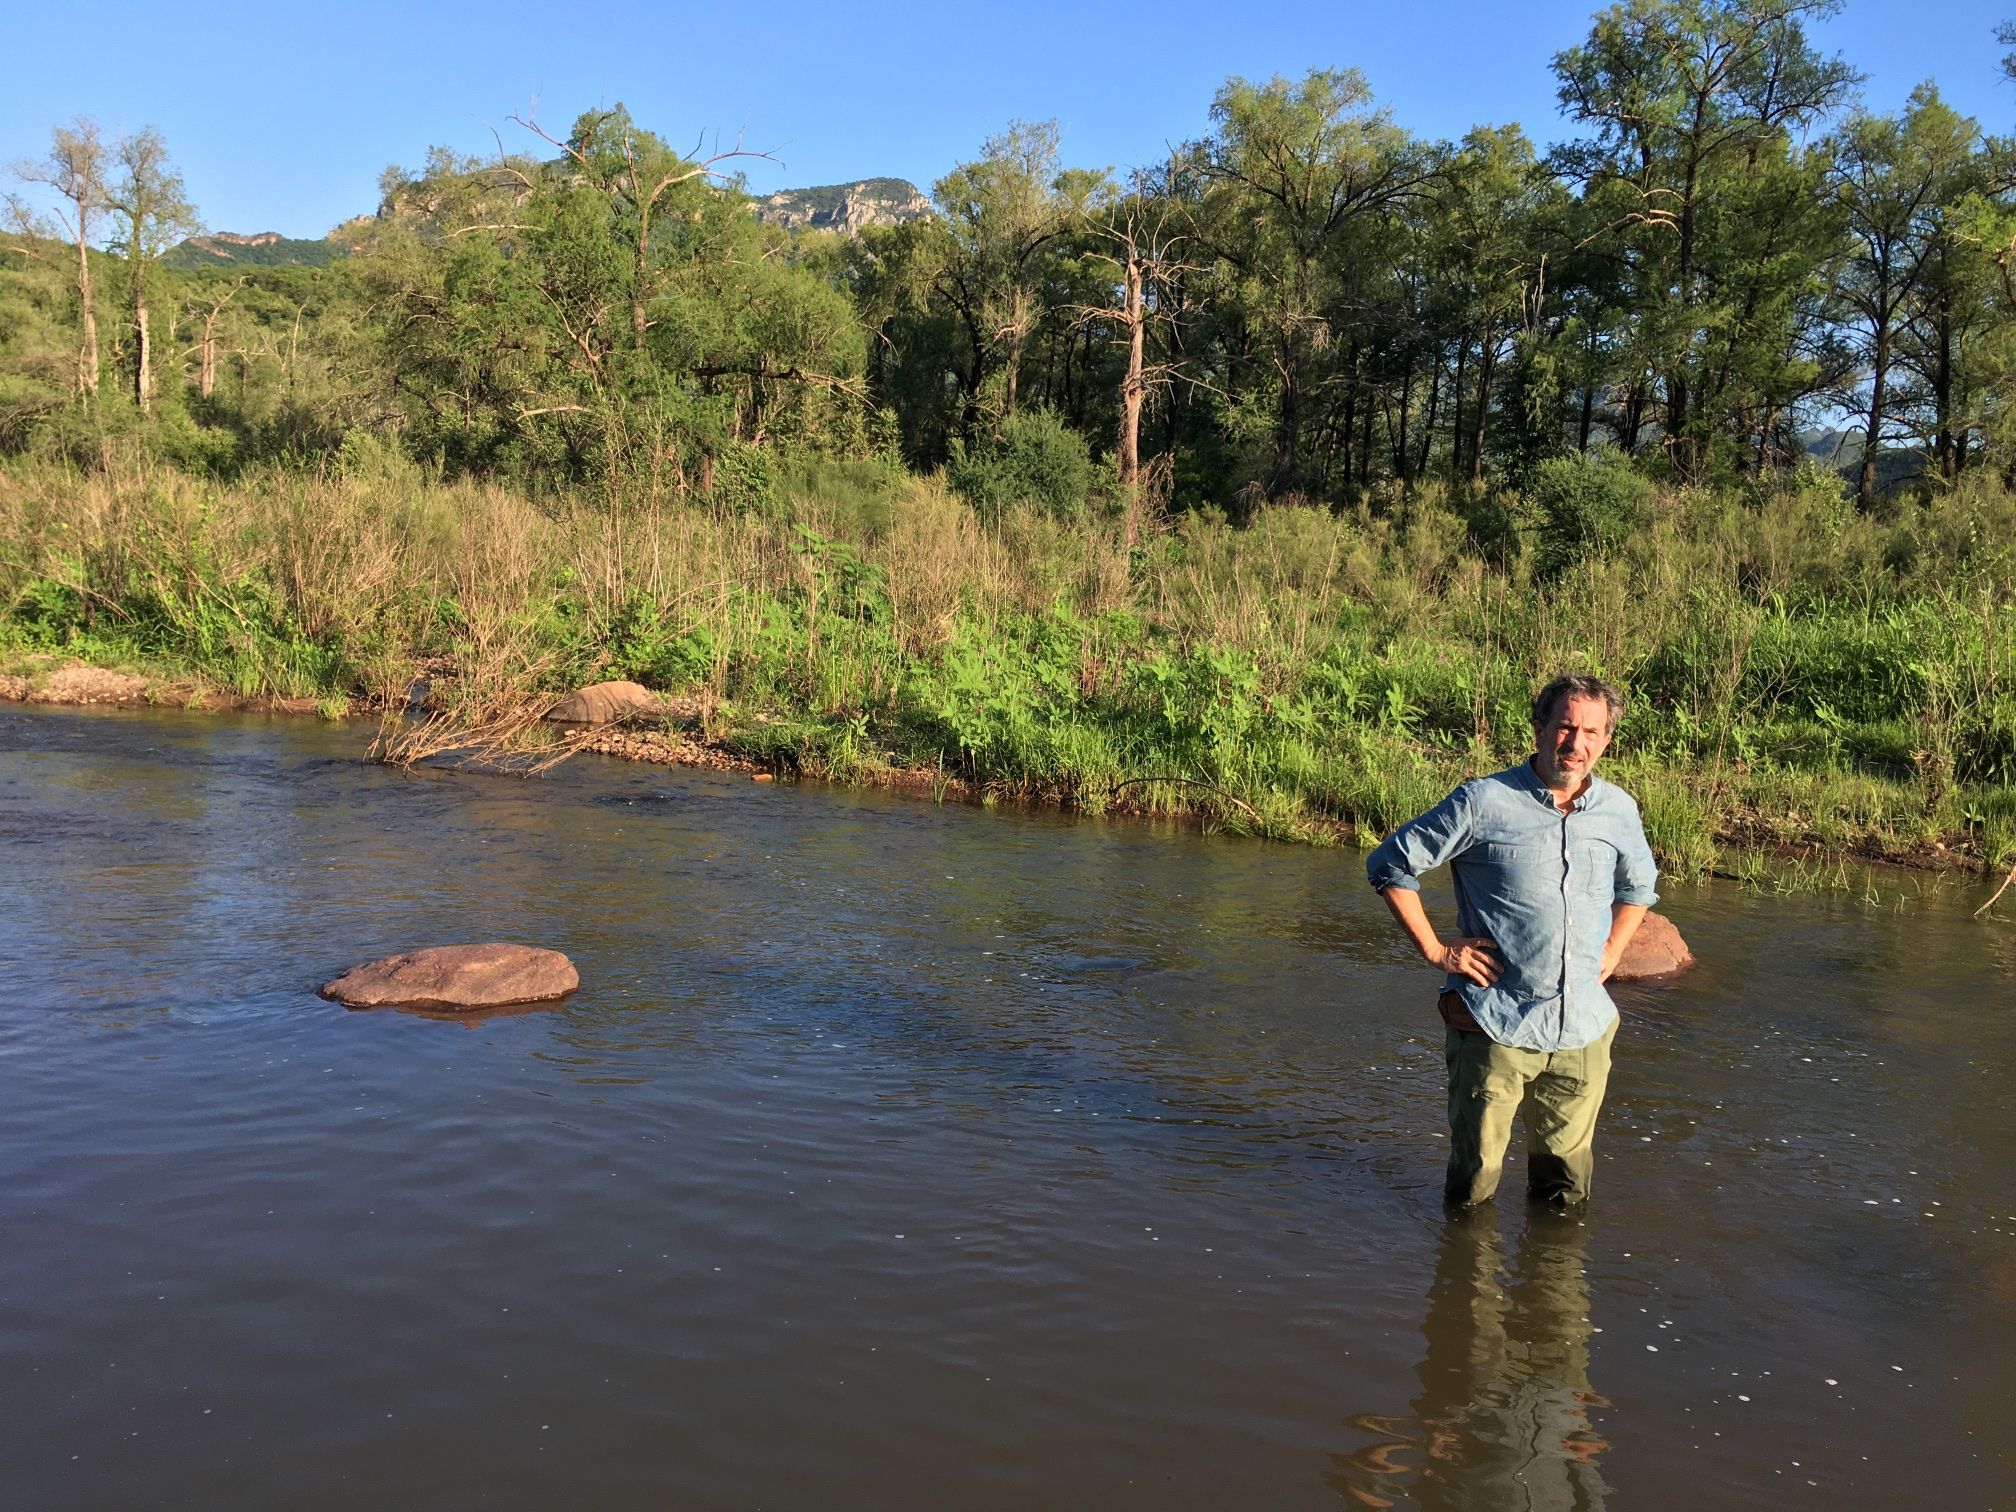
[105,127,198,413]
[6,118,109,398]
[1554,0,1858,479]
[363,107,863,486]
[1072,157,1196,490]
[931,121,1072,432]
[1828,88,1978,504]
[1199,69,1436,497]
[1893,141,2012,483]
[511,104,774,359]
[1426,125,1561,481]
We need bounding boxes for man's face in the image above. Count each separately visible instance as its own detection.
[1532,694,1614,792]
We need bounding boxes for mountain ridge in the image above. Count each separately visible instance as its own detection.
[165,176,934,270]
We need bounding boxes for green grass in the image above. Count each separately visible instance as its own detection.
[4,456,2013,893]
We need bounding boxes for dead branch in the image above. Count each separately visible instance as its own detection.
[370,700,596,775]
[1975,858,2016,919]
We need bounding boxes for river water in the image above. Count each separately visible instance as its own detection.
[2,704,2012,1510]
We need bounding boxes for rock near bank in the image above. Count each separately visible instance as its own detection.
[1610,912,1694,982]
[320,943,579,1010]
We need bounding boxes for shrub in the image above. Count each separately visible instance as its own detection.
[948,407,1096,525]
[1528,448,1655,575]
[606,592,718,689]
[707,440,780,515]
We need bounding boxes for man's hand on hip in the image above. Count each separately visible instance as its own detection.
[1434,937,1502,987]
[1376,886,1501,989]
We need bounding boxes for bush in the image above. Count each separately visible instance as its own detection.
[1528,448,1655,575]
[948,407,1096,524]
[706,440,781,515]
[606,592,718,689]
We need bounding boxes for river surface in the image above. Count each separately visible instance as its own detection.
[2,703,2013,1510]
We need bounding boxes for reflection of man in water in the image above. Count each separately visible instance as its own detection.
[1333,1214,1611,1509]
[1367,675,1658,1209]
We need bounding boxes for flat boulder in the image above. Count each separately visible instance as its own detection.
[545,680,662,726]
[1611,911,1693,982]
[320,943,578,1011]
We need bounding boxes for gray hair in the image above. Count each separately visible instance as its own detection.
[1531,673,1626,732]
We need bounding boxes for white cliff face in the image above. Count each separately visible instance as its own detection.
[756,179,933,235]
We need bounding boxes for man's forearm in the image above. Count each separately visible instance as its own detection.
[1378,886,1443,962]
[1600,903,1650,980]
[1379,887,1502,987]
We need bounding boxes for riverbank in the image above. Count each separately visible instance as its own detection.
[5,646,2007,907]
[4,460,2014,886]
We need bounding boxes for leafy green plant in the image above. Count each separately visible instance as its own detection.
[948,407,1097,524]
[1528,449,1655,576]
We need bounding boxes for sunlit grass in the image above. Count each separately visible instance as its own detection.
[3,454,2012,893]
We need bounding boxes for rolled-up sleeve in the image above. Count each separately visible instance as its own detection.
[1613,802,1660,906]
[1366,784,1475,893]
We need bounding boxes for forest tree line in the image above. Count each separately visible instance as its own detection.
[6,0,2016,516]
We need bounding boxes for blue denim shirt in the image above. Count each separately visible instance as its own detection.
[1365,762,1659,1051]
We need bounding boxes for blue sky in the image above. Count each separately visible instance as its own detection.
[5,1,2011,238]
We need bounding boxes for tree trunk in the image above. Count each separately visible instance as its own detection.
[1357,382,1374,489]
[1663,368,1690,478]
[1003,289,1027,419]
[1577,324,1597,451]
[134,291,152,413]
[1935,310,1956,482]
[1115,257,1145,488]
[1858,328,1889,508]
[1416,358,1441,481]
[1271,367,1299,497]
[1393,356,1414,483]
[1666,146,1702,481]
[1448,339,1468,485]
[197,287,237,401]
[1468,322,1497,484]
[1336,373,1356,489]
[631,233,651,352]
[74,227,99,398]
[1622,376,1645,455]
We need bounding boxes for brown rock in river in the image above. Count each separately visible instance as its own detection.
[1610,911,1693,982]
[320,943,578,1011]
[544,680,662,726]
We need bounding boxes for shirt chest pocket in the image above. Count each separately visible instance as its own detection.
[1475,840,1558,883]
[1571,840,1617,899]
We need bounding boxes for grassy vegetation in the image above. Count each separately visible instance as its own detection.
[3,451,2014,879]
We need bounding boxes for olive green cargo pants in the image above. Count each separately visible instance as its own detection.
[1443,1013,1616,1208]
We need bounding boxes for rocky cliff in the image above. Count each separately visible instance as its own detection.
[754,178,933,235]
[163,231,344,270]
[167,175,933,271]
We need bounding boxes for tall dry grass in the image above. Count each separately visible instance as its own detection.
[5,453,2015,874]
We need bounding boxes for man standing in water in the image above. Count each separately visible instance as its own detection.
[1367,674,1659,1210]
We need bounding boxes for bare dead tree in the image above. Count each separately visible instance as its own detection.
[1072,158,1198,497]
[105,127,198,415]
[182,276,244,399]
[7,118,110,398]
